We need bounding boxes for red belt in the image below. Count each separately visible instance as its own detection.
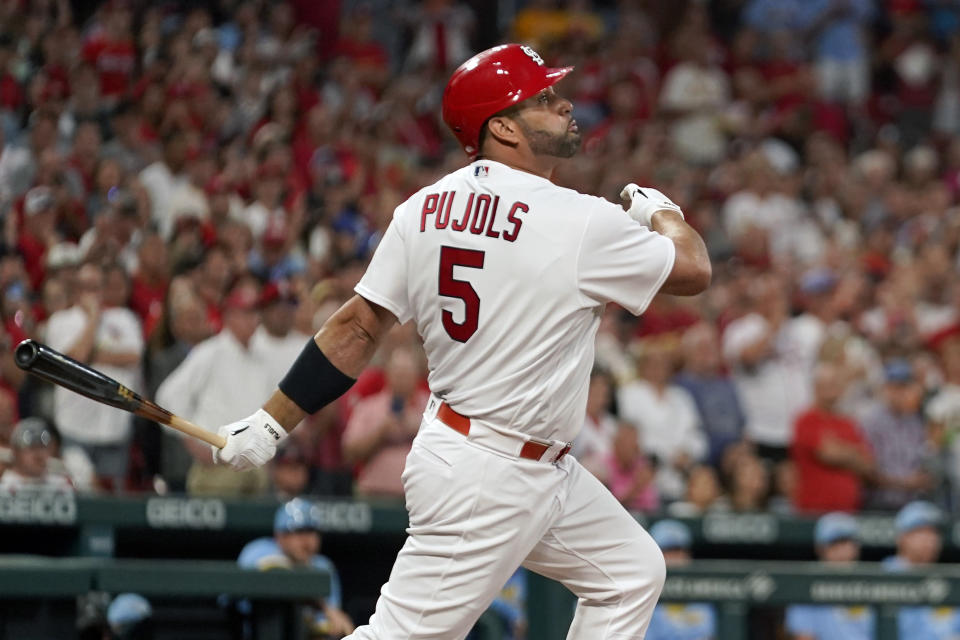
[437,402,571,463]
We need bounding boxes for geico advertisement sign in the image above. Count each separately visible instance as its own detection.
[310,501,373,533]
[662,572,777,601]
[146,498,227,529]
[0,491,77,524]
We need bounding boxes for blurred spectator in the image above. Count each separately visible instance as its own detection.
[728,451,771,512]
[658,35,731,165]
[604,422,658,513]
[139,130,188,239]
[106,593,153,640]
[156,281,271,497]
[0,417,72,491]
[791,361,873,513]
[18,185,59,292]
[646,520,716,640]
[859,360,935,510]
[401,0,474,72]
[667,464,725,517]
[883,501,960,639]
[619,338,705,501]
[45,261,142,491]
[723,273,817,462]
[785,512,874,640]
[675,322,745,467]
[799,0,874,107]
[237,498,354,638]
[252,280,311,384]
[924,326,960,508]
[129,232,169,339]
[342,345,428,499]
[269,440,311,501]
[571,367,617,483]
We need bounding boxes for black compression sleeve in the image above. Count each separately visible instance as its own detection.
[278,339,356,414]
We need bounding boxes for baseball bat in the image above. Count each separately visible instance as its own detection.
[14,339,226,449]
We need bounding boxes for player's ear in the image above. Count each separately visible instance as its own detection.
[485,115,522,148]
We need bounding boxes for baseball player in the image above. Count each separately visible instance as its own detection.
[212,43,711,639]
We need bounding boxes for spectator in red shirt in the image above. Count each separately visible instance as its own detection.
[82,3,136,100]
[129,232,169,339]
[791,360,874,513]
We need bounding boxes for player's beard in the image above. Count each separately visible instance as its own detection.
[517,119,581,158]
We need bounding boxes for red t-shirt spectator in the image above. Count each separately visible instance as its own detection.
[791,408,872,513]
[129,275,168,339]
[82,36,136,96]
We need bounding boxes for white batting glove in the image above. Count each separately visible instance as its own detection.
[212,408,288,471]
[620,183,684,227]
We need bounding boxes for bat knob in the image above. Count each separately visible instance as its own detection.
[14,339,39,370]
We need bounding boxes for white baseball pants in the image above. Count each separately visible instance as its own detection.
[345,415,666,639]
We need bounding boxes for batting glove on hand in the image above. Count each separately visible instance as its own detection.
[620,183,684,227]
[212,408,288,471]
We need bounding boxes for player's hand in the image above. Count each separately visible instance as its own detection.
[212,408,288,471]
[620,183,684,227]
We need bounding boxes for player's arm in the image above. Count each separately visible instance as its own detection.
[650,209,711,296]
[214,295,397,471]
[620,184,711,296]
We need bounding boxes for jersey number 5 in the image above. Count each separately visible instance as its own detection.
[439,246,485,343]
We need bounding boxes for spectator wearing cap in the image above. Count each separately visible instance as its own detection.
[237,498,353,637]
[646,520,716,640]
[157,281,271,497]
[235,163,287,240]
[791,360,874,513]
[106,593,152,640]
[0,417,72,491]
[342,345,429,499]
[45,261,143,492]
[252,280,310,385]
[785,512,873,640]
[17,185,59,292]
[924,325,960,508]
[858,359,935,510]
[674,322,746,468]
[883,501,960,639]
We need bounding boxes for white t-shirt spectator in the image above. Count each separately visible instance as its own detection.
[139,161,188,238]
[572,412,618,483]
[722,312,819,448]
[45,306,143,445]
[156,329,274,431]
[251,326,311,387]
[659,62,730,164]
[617,380,706,499]
[0,468,73,491]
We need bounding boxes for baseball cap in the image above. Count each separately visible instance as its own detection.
[895,501,943,534]
[649,520,692,551]
[222,285,259,312]
[10,418,54,449]
[274,497,316,533]
[24,186,54,216]
[106,593,152,633]
[814,512,859,545]
[884,359,914,384]
[259,281,298,308]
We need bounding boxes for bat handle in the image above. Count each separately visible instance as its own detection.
[168,415,227,449]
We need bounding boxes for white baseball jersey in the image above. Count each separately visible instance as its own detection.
[356,159,675,442]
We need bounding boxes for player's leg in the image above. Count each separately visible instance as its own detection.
[522,457,666,640]
[346,420,565,640]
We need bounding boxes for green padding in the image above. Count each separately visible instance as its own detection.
[95,560,330,599]
[0,556,96,596]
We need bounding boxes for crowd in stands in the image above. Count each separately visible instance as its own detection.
[0,0,959,522]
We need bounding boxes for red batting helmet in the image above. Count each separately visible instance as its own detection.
[442,44,574,159]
